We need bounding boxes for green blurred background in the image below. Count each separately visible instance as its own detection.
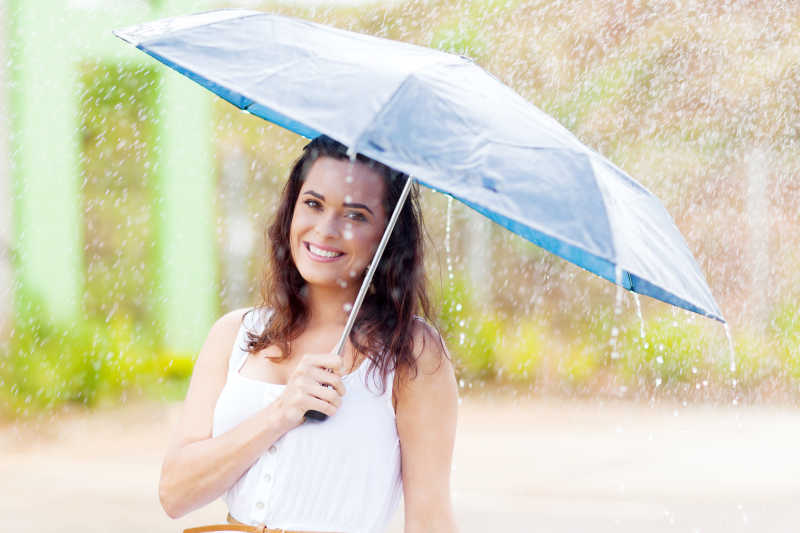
[1,0,798,419]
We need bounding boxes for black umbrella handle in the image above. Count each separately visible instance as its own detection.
[304,409,328,421]
[303,175,414,423]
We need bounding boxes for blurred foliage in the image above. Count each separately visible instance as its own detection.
[0,288,193,419]
[77,61,160,326]
[438,277,800,401]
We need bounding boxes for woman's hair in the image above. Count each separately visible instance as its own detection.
[244,135,442,393]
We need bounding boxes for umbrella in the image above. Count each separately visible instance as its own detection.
[114,9,724,417]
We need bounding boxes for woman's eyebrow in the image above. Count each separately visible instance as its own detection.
[303,190,325,201]
[304,190,374,216]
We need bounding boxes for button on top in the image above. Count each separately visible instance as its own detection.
[268,445,277,455]
[255,501,264,510]
[263,473,272,483]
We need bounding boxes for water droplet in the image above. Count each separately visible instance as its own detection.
[634,293,645,338]
[724,323,737,373]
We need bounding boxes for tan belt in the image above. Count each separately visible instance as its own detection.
[182,512,318,533]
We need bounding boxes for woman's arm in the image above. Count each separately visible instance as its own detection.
[158,309,347,518]
[158,308,293,518]
[396,322,460,533]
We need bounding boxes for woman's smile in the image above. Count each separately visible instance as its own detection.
[304,241,345,261]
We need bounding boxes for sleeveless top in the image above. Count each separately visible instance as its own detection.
[212,308,402,533]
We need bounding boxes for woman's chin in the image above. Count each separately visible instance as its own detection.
[298,272,354,292]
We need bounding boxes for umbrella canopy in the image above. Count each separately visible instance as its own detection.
[114,9,724,323]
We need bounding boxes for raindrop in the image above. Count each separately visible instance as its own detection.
[343,302,353,312]
[444,196,455,289]
[723,323,737,373]
[609,266,624,357]
[344,230,353,240]
[633,293,645,339]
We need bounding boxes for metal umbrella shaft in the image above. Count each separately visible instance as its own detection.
[305,175,415,421]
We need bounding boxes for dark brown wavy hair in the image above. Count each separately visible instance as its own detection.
[243,135,443,393]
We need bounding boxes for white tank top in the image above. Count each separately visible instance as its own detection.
[212,308,402,532]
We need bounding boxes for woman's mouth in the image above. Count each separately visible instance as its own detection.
[304,242,345,262]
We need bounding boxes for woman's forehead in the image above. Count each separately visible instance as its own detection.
[301,157,386,204]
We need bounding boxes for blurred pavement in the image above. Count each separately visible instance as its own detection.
[1,393,799,532]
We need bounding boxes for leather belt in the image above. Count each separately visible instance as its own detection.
[182,512,318,533]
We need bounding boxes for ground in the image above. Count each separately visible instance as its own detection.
[1,392,799,532]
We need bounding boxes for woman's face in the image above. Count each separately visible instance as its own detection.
[289,156,388,291]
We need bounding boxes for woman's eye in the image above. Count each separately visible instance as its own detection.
[304,199,321,209]
[346,212,367,221]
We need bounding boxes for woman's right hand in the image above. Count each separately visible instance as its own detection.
[273,352,347,430]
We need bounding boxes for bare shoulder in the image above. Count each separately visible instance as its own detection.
[412,318,451,373]
[394,318,458,450]
[396,318,454,392]
[216,306,252,335]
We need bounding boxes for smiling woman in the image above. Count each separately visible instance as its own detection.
[158,135,459,533]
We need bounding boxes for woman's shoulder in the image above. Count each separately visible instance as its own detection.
[215,307,252,333]
[404,316,451,378]
[221,306,274,332]
[205,307,265,351]
[393,316,456,406]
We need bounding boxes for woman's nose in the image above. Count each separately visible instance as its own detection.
[314,212,342,239]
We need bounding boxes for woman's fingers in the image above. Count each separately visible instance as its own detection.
[275,352,349,425]
[309,381,343,407]
[309,366,346,396]
[307,395,338,417]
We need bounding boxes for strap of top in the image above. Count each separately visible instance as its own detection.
[228,307,272,375]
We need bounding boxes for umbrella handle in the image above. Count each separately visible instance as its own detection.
[304,174,415,422]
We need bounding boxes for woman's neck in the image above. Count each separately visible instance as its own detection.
[304,283,360,328]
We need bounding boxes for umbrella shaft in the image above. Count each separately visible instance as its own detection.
[334,175,414,356]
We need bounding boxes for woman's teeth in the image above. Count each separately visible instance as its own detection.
[308,243,343,258]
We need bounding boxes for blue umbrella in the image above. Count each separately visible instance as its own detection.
[114,9,724,328]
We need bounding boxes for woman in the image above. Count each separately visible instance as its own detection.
[158,135,459,533]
